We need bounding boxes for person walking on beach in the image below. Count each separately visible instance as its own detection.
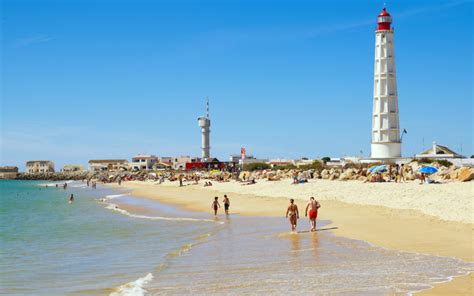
[305,197,321,232]
[178,174,183,187]
[399,164,405,183]
[69,194,74,204]
[286,199,299,232]
[211,196,220,216]
[223,194,230,215]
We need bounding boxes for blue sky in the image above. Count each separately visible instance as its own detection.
[1,0,472,170]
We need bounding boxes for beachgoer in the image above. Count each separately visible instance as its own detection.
[55,184,58,188]
[179,175,183,187]
[63,183,67,190]
[69,194,74,203]
[305,197,321,232]
[286,199,299,232]
[292,171,298,184]
[399,164,405,183]
[118,179,122,186]
[419,173,426,184]
[211,196,220,216]
[223,194,230,215]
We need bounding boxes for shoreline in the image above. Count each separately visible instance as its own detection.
[107,180,473,295]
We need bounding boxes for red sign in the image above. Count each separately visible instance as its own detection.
[241,147,246,159]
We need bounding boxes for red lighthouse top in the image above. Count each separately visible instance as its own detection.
[377,7,392,31]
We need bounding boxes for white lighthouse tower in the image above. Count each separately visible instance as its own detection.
[198,98,211,160]
[371,7,401,158]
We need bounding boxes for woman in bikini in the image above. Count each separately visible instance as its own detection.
[286,199,299,232]
[211,196,220,216]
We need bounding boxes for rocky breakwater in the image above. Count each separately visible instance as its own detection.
[237,162,474,183]
[16,171,91,181]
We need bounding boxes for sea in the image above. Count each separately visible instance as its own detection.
[1,180,472,295]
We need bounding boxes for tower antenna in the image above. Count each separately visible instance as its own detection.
[206,96,209,119]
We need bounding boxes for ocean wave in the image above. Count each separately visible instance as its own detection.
[105,194,128,199]
[105,203,224,224]
[110,273,153,296]
[38,180,75,187]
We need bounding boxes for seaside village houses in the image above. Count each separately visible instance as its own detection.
[130,155,158,171]
[88,159,129,172]
[0,166,19,179]
[25,161,55,174]
[61,165,84,172]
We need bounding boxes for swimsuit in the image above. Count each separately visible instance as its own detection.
[309,209,318,220]
[224,203,229,210]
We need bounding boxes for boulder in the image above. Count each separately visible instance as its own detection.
[358,176,367,182]
[457,167,474,182]
[450,169,460,180]
[338,172,351,181]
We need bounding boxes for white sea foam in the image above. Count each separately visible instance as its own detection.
[110,273,153,296]
[38,180,74,187]
[104,194,128,199]
[105,203,224,224]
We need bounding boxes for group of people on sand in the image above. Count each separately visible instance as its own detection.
[211,194,230,216]
[286,197,321,232]
[210,194,321,232]
[367,164,408,183]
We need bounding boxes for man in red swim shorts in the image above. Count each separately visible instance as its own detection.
[305,196,321,232]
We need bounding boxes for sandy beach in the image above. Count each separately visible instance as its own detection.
[111,179,473,295]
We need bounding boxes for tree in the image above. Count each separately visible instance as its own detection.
[321,157,331,163]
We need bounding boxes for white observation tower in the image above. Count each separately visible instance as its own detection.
[371,7,401,158]
[198,97,211,161]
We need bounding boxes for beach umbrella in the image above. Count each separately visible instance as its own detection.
[368,165,387,174]
[418,166,438,174]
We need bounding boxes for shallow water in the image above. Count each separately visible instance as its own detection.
[0,180,219,295]
[146,216,473,295]
[1,180,472,295]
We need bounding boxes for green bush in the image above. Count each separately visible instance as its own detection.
[243,162,271,171]
[417,158,434,164]
[311,160,325,170]
[471,155,474,159]
[435,159,453,167]
[274,164,297,170]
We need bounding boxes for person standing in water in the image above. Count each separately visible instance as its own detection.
[286,199,299,232]
[223,195,230,215]
[305,197,321,232]
[69,194,74,203]
[211,196,220,216]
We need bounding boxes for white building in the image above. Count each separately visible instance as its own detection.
[88,160,129,172]
[172,156,198,170]
[130,155,158,171]
[159,157,173,166]
[62,165,84,172]
[371,7,401,159]
[0,166,19,179]
[415,142,464,159]
[25,161,55,173]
